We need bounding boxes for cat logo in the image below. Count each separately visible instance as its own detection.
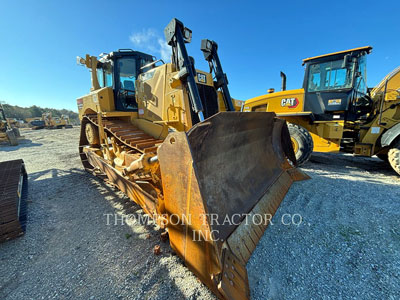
[281,98,299,108]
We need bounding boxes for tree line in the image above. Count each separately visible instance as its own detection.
[2,104,79,123]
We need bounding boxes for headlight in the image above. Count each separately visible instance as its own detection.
[183,27,192,43]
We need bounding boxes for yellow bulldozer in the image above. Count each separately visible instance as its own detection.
[42,112,72,129]
[0,104,20,146]
[76,18,307,300]
[60,114,73,128]
[243,46,400,175]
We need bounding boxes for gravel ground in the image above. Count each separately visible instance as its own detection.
[1,128,400,300]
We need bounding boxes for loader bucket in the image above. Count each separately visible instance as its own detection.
[158,112,308,300]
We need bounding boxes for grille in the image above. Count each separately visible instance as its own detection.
[191,84,219,125]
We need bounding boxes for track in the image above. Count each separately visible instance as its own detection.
[0,159,28,243]
[79,114,163,173]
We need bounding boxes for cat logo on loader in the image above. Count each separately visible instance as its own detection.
[281,97,299,108]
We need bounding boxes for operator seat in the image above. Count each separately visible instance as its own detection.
[119,80,137,110]
[123,80,135,91]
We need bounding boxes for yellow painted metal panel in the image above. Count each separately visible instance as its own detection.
[243,89,305,114]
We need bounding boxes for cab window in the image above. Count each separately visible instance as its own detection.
[104,62,113,87]
[355,56,367,94]
[115,58,137,111]
[96,69,104,87]
[308,59,354,92]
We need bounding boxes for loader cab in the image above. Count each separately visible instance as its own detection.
[302,46,372,121]
[97,49,155,112]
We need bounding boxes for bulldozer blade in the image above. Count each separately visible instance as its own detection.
[158,112,308,300]
[6,129,18,146]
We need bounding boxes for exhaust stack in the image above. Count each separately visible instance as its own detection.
[280,71,287,91]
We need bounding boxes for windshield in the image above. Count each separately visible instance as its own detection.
[108,54,154,111]
[307,59,355,92]
[117,58,137,91]
[115,57,138,111]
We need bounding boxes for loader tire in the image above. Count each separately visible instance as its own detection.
[388,141,400,175]
[85,122,100,146]
[288,123,313,166]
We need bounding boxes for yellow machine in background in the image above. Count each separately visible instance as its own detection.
[76,18,307,300]
[60,114,73,128]
[6,118,19,128]
[244,47,400,175]
[42,112,72,129]
[26,117,45,130]
[0,104,20,146]
[26,114,72,130]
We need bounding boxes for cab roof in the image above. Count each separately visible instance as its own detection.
[302,46,372,65]
[99,49,155,63]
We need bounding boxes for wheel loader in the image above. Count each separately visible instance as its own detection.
[243,46,400,175]
[0,103,20,146]
[76,18,307,300]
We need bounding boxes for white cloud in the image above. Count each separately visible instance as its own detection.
[129,28,157,45]
[129,28,171,62]
[158,38,171,62]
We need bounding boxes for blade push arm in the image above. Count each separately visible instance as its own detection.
[76,55,101,91]
[200,39,235,111]
[164,18,205,122]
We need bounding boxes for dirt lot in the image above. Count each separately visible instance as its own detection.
[1,128,400,300]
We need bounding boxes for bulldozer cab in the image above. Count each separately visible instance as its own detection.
[302,46,372,121]
[94,50,155,112]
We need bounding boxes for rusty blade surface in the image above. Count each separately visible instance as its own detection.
[158,111,308,300]
[187,112,295,242]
